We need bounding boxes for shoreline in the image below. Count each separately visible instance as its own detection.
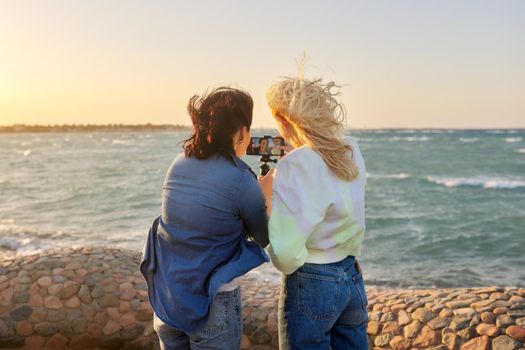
[1,246,524,349]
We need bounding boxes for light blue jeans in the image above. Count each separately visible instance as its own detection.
[278,256,369,349]
[153,288,242,350]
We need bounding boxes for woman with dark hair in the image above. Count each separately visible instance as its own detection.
[141,87,269,350]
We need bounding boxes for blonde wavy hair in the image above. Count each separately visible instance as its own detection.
[266,77,359,181]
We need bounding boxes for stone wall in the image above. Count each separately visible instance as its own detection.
[0,247,524,350]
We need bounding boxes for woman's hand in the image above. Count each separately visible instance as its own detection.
[258,169,275,217]
[277,145,295,153]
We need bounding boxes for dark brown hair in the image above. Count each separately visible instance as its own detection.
[183,87,253,159]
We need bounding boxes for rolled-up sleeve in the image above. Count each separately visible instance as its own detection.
[239,173,270,247]
[267,156,328,274]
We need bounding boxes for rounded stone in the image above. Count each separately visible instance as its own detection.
[69,334,97,349]
[492,335,521,350]
[103,320,122,335]
[10,304,33,321]
[91,284,105,299]
[505,325,525,343]
[389,335,412,350]
[78,284,92,303]
[497,314,515,328]
[412,326,441,348]
[136,308,153,322]
[412,307,435,323]
[72,317,90,333]
[87,323,104,338]
[398,310,412,326]
[37,276,52,288]
[65,296,81,308]
[121,323,144,341]
[120,288,136,301]
[48,309,67,322]
[440,308,454,318]
[476,323,501,337]
[34,322,57,336]
[481,311,496,323]
[494,307,509,315]
[45,333,69,349]
[47,283,63,296]
[25,335,46,350]
[375,333,393,347]
[462,335,490,350]
[44,295,63,309]
[120,312,136,328]
[490,292,511,301]
[61,281,80,299]
[16,320,33,336]
[454,307,477,318]
[404,320,423,339]
[428,316,451,330]
[366,320,382,335]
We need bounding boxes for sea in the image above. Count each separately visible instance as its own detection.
[1,129,524,288]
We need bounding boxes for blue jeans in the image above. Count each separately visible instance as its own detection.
[278,256,368,350]
[153,288,242,350]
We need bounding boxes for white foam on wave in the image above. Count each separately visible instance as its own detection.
[506,137,522,143]
[516,148,525,154]
[459,137,479,143]
[391,136,429,142]
[367,173,411,180]
[0,221,69,256]
[427,176,525,189]
[111,139,134,145]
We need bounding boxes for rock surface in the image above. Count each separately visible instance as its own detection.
[1,247,524,349]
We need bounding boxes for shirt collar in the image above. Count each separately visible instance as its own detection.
[231,155,250,170]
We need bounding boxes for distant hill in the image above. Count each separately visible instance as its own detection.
[0,124,191,133]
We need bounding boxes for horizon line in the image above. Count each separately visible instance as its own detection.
[1,123,525,131]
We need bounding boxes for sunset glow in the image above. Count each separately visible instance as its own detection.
[1,1,524,128]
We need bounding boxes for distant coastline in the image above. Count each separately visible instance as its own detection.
[1,124,523,133]
[0,123,192,133]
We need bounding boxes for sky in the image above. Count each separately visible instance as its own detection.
[0,0,524,129]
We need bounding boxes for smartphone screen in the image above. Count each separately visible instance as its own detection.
[247,136,285,156]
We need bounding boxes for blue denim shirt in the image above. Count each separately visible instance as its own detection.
[140,153,269,332]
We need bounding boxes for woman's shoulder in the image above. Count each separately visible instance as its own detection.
[279,145,322,166]
[275,146,324,181]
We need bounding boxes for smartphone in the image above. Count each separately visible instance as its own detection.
[246,135,286,156]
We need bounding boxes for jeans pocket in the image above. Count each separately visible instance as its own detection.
[199,293,229,336]
[296,271,340,321]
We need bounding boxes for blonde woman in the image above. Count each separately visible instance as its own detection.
[259,77,368,349]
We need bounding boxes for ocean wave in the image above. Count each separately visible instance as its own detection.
[426,176,525,189]
[506,137,522,143]
[368,173,411,180]
[459,137,479,143]
[0,222,72,255]
[391,136,429,142]
[111,139,134,145]
[516,148,525,154]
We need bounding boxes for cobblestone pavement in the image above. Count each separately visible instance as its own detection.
[1,247,524,350]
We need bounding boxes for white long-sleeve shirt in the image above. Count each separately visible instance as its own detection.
[267,136,366,275]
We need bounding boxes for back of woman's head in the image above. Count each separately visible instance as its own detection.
[266,77,359,181]
[184,87,253,159]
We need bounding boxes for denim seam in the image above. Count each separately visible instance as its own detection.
[351,274,368,311]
